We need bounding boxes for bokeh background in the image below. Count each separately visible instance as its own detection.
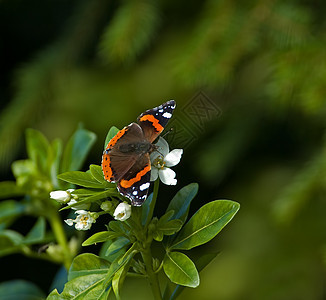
[1,0,326,299]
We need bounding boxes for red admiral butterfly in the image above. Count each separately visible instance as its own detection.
[102,100,176,206]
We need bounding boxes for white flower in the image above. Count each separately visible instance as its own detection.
[150,137,183,185]
[64,210,96,231]
[114,202,131,221]
[50,189,75,203]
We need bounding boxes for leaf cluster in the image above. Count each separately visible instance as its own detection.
[0,125,240,300]
[0,126,96,271]
[48,181,240,299]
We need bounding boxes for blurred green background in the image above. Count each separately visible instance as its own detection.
[1,0,326,299]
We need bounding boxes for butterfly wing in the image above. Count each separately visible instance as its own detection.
[117,153,151,206]
[102,100,176,206]
[137,100,176,143]
[102,123,145,182]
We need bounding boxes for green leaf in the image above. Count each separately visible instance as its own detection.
[61,127,97,173]
[0,230,24,246]
[47,275,110,300]
[100,240,127,263]
[71,189,101,196]
[112,258,132,300]
[50,266,67,296]
[170,200,240,250]
[0,200,26,224]
[167,183,198,223]
[0,280,45,300]
[164,252,218,300]
[112,267,123,300]
[48,254,111,299]
[153,211,183,242]
[104,126,119,149]
[155,219,183,242]
[90,165,106,184]
[103,245,137,287]
[49,139,63,188]
[58,171,104,189]
[106,237,130,257]
[62,190,112,211]
[159,210,174,223]
[163,252,199,288]
[0,230,24,256]
[131,259,146,275]
[0,181,24,199]
[152,229,164,243]
[24,217,46,245]
[141,192,153,226]
[68,253,110,280]
[82,231,119,246]
[89,165,114,189]
[26,128,50,174]
[109,221,130,236]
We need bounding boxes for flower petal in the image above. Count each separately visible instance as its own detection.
[75,222,89,231]
[64,219,74,226]
[159,167,177,185]
[164,149,183,167]
[150,137,169,162]
[50,190,70,202]
[150,167,159,181]
[157,137,170,156]
[114,202,131,221]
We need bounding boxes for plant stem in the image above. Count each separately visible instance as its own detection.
[146,179,160,226]
[140,179,162,298]
[141,248,162,300]
[152,178,160,205]
[49,211,72,270]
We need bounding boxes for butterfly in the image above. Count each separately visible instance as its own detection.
[102,100,176,206]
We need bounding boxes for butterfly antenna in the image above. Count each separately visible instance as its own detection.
[152,128,174,157]
[161,127,174,139]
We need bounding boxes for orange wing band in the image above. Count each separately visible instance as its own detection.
[102,154,113,181]
[119,164,151,188]
[139,115,163,133]
[102,127,127,182]
[107,127,127,148]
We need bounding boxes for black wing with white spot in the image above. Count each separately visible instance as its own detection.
[137,100,176,143]
[117,153,151,206]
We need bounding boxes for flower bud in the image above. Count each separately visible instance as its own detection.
[113,202,131,221]
[100,200,112,212]
[50,189,74,203]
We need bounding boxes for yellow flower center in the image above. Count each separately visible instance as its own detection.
[80,215,89,226]
[117,212,125,218]
[153,155,165,169]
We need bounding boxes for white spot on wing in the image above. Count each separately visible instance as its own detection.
[162,112,172,118]
[133,190,138,195]
[139,182,150,191]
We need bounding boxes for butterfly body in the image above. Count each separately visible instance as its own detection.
[102,100,176,206]
[116,138,153,155]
